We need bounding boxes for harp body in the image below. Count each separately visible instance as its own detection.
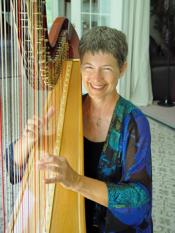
[7,60,86,233]
[0,1,86,232]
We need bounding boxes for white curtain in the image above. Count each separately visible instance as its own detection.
[119,0,153,106]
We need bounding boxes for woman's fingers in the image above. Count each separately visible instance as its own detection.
[38,154,60,171]
[38,162,60,174]
[39,154,60,164]
[23,106,55,138]
[24,118,41,133]
[43,106,55,122]
[37,155,80,189]
[44,177,58,184]
[42,107,55,135]
[38,156,64,184]
[44,174,63,184]
[38,163,59,172]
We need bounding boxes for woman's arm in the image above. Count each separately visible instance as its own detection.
[105,113,152,226]
[6,107,55,183]
[38,154,108,206]
[6,117,41,184]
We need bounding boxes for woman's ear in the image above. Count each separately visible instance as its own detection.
[119,62,128,77]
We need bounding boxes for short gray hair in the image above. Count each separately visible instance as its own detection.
[78,26,128,68]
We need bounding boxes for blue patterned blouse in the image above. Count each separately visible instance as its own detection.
[93,96,153,233]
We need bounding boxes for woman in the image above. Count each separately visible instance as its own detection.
[7,26,153,232]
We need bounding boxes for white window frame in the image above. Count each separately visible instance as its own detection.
[71,0,123,38]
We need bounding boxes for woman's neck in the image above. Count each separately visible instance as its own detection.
[87,92,119,112]
[83,92,119,142]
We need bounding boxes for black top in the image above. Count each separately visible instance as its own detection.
[84,137,104,178]
[84,137,105,233]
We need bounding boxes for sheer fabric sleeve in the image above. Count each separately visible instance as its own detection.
[6,142,25,184]
[107,111,152,226]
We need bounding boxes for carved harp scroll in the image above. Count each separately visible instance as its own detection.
[0,0,86,232]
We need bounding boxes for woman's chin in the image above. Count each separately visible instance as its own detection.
[88,86,106,96]
[88,91,107,101]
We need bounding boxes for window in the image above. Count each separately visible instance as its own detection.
[46,0,63,30]
[81,0,110,34]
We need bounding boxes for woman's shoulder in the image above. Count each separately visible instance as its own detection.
[116,96,147,121]
[117,96,150,136]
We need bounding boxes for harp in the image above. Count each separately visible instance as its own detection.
[0,0,86,232]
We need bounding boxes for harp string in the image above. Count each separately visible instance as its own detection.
[19,2,28,230]
[8,2,15,227]
[1,1,8,230]
[22,1,28,231]
[0,4,5,231]
[15,0,22,230]
[2,1,9,230]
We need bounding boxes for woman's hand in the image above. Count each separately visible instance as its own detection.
[38,154,108,207]
[13,107,55,166]
[23,106,55,143]
[23,116,42,143]
[38,154,81,190]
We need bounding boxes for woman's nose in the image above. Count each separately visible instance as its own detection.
[93,69,102,82]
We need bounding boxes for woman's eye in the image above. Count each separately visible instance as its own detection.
[86,66,93,69]
[83,66,93,71]
[103,67,112,71]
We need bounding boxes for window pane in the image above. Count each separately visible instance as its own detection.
[46,0,53,29]
[99,0,110,14]
[92,0,99,13]
[81,14,90,34]
[101,15,109,26]
[82,0,90,12]
[46,0,59,30]
[91,14,99,27]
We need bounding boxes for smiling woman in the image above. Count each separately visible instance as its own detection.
[81,52,126,101]
[77,26,153,233]
[5,25,153,233]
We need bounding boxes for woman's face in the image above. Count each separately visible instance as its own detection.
[81,51,126,100]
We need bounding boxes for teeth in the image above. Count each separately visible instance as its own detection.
[90,83,104,89]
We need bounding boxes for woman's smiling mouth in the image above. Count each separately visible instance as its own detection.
[89,83,106,90]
